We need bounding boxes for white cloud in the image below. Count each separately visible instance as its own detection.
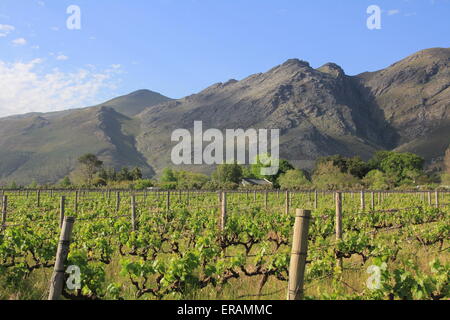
[388,9,400,15]
[0,59,122,117]
[56,54,69,61]
[12,38,27,46]
[0,24,15,37]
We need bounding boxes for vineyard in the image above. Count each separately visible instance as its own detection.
[0,189,449,300]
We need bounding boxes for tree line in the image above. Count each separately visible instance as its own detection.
[3,149,450,190]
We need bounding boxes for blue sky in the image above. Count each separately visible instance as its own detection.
[0,0,449,116]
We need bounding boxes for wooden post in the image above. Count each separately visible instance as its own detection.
[435,190,439,208]
[37,190,41,207]
[285,191,290,215]
[131,195,137,231]
[371,192,375,210]
[48,217,75,300]
[74,191,78,214]
[59,196,65,229]
[360,191,365,212]
[314,190,318,210]
[220,192,227,232]
[116,192,120,212]
[1,195,7,231]
[287,209,311,300]
[335,192,343,270]
[166,191,170,211]
[428,191,432,206]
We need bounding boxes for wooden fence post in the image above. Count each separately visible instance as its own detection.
[287,209,311,300]
[335,192,343,270]
[1,195,7,231]
[59,196,65,229]
[48,216,75,300]
[74,191,78,214]
[428,191,432,206]
[285,191,290,215]
[435,190,439,208]
[360,191,365,212]
[131,195,137,231]
[371,192,375,210]
[37,190,41,207]
[314,190,318,210]
[116,192,120,212]
[166,191,171,211]
[220,191,227,232]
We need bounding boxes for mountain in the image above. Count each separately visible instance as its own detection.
[0,48,448,184]
[92,89,171,117]
[0,90,171,184]
[356,48,450,161]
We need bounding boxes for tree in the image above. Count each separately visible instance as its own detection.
[251,154,294,185]
[363,170,389,190]
[131,167,143,181]
[317,155,369,178]
[60,176,72,188]
[367,151,391,171]
[278,170,312,190]
[28,180,38,189]
[174,171,209,189]
[117,167,132,181]
[160,168,177,183]
[212,163,243,184]
[8,181,18,189]
[346,156,371,179]
[133,179,154,190]
[378,152,424,185]
[313,161,360,190]
[77,154,103,185]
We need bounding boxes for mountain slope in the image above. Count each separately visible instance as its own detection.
[0,48,448,184]
[92,89,172,117]
[0,105,155,185]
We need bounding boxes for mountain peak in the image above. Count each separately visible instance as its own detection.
[317,63,345,78]
[281,58,311,69]
[97,89,172,117]
[128,89,160,97]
